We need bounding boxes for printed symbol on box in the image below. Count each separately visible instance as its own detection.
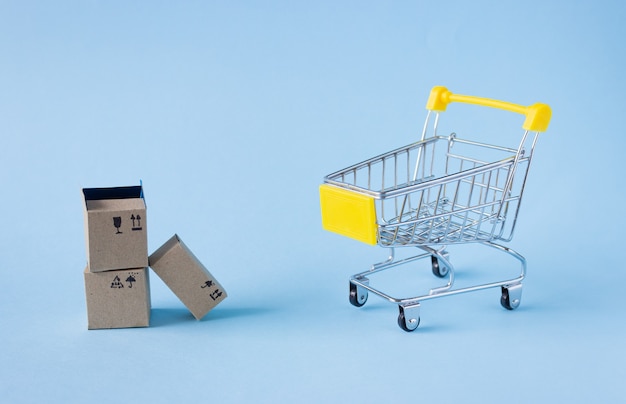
[210,289,223,301]
[113,217,123,234]
[111,276,124,288]
[130,214,142,231]
[126,274,136,288]
[201,280,222,300]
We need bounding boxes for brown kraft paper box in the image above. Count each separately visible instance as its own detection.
[82,185,148,272]
[84,267,151,329]
[149,234,227,320]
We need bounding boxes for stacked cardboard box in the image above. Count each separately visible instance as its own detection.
[82,184,227,330]
[82,186,151,329]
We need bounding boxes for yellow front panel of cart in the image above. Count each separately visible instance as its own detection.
[319,184,378,245]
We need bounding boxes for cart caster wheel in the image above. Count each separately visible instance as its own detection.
[397,304,420,332]
[431,255,449,278]
[349,282,368,307]
[501,284,522,310]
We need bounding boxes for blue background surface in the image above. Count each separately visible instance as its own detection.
[1,1,625,402]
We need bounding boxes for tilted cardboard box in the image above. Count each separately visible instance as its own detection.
[149,234,227,320]
[82,185,148,272]
[84,267,151,329]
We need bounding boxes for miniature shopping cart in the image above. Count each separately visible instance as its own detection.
[320,86,551,331]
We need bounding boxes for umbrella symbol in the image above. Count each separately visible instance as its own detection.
[126,275,136,288]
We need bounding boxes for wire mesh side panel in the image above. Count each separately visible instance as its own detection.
[376,134,531,247]
[324,129,537,247]
[324,137,440,196]
[378,162,516,246]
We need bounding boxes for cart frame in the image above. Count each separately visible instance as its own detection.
[320,86,551,331]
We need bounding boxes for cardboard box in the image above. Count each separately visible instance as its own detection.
[82,185,148,272]
[84,267,151,329]
[149,234,227,320]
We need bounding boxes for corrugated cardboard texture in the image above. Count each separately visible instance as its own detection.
[149,234,227,320]
[83,187,148,272]
[84,267,151,329]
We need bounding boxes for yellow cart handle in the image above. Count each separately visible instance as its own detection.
[426,86,551,132]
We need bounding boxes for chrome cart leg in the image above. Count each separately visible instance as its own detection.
[398,303,420,332]
[500,283,522,310]
[431,254,450,278]
[349,277,369,307]
[427,248,455,295]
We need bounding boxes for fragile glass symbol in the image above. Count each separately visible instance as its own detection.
[113,217,122,234]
